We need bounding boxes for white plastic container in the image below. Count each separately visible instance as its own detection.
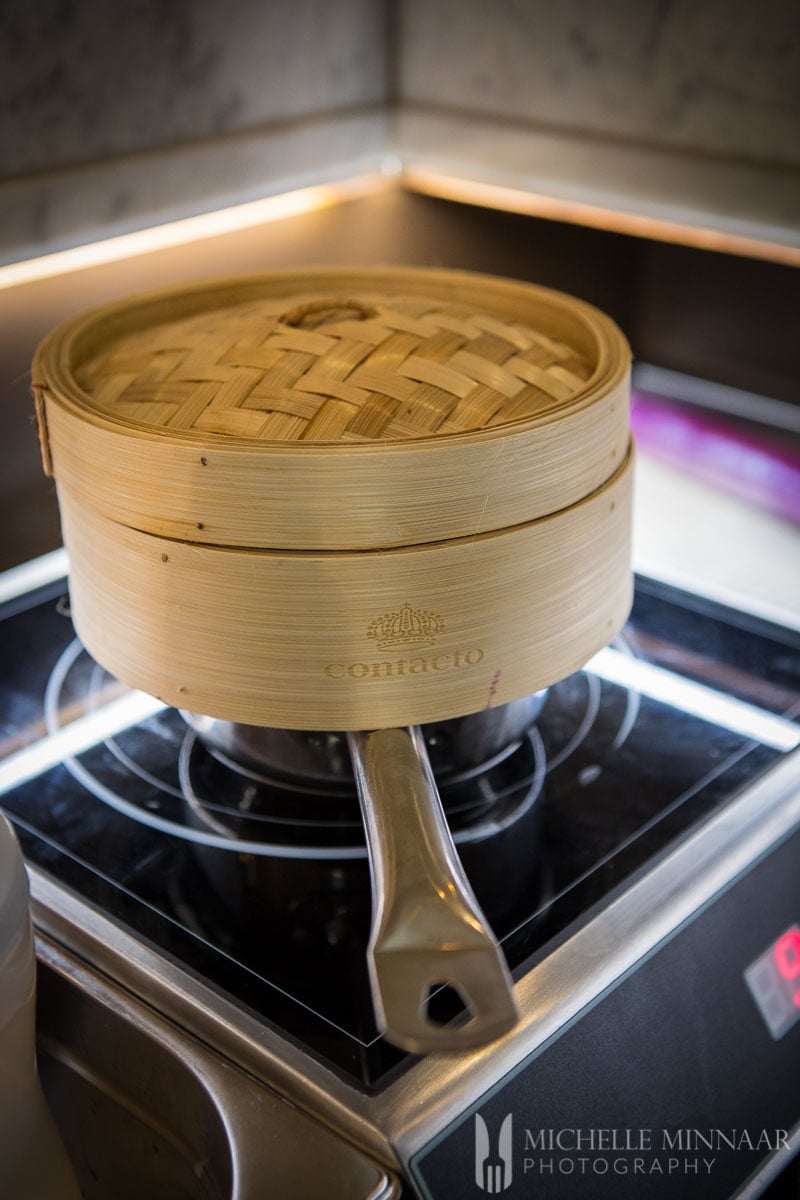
[0,813,82,1199]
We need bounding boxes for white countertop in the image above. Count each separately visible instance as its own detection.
[634,452,800,629]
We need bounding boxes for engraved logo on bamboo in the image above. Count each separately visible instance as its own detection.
[367,601,445,649]
[323,647,485,680]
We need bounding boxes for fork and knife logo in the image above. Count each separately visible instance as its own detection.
[474,1112,514,1193]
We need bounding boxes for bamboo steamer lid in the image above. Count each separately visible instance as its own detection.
[33,266,630,550]
[33,267,634,729]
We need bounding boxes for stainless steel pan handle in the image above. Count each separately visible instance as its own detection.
[347,727,519,1054]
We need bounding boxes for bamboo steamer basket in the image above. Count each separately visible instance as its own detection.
[34,266,634,1053]
[33,266,633,731]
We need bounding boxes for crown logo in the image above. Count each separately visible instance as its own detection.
[367,601,445,649]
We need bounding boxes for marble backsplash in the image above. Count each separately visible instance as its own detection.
[397,0,800,169]
[0,0,389,261]
[1,0,797,262]
[1,0,388,179]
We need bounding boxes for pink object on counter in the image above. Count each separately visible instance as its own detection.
[630,392,800,527]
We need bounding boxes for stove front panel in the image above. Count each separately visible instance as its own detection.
[411,825,800,1199]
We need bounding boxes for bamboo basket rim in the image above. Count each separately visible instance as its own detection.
[96,439,633,559]
[58,447,633,728]
[33,265,630,454]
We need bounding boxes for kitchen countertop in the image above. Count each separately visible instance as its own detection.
[631,365,800,629]
[634,452,800,629]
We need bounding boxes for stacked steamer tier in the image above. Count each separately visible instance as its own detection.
[33,267,633,730]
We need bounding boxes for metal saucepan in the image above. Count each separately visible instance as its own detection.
[184,693,546,1053]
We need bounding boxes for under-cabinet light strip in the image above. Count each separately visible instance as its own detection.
[0,173,385,291]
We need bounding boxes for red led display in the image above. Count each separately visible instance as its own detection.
[744,924,800,1040]
[774,930,800,1007]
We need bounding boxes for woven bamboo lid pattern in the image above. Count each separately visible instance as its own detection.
[33,267,630,550]
[74,293,593,444]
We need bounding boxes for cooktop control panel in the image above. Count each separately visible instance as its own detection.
[412,826,800,1199]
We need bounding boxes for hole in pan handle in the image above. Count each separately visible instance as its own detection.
[347,726,519,1054]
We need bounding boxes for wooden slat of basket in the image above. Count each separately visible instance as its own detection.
[93,372,140,406]
[372,307,445,338]
[295,375,372,406]
[447,350,527,399]
[255,412,307,440]
[115,400,179,426]
[469,314,533,350]
[301,398,360,442]
[217,345,286,372]
[205,367,264,409]
[193,408,275,438]
[241,388,324,419]
[293,338,376,393]
[312,317,402,345]
[168,381,226,429]
[484,388,563,426]
[549,363,591,389]
[256,350,316,390]
[347,362,417,403]
[504,356,576,399]
[342,394,402,439]
[383,384,459,438]
[436,385,507,433]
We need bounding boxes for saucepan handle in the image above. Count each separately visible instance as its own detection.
[347,726,519,1054]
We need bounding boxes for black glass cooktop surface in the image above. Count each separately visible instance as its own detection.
[0,573,798,1087]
